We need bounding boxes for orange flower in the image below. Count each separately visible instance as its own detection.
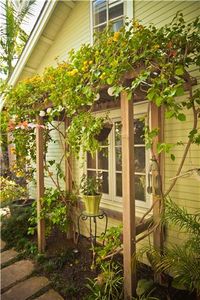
[22,121,28,128]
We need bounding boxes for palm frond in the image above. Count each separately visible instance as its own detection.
[164,197,200,236]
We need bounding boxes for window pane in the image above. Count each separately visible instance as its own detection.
[135,175,145,201]
[109,3,123,20]
[94,24,106,32]
[87,152,96,169]
[87,170,96,179]
[115,147,122,171]
[93,0,107,25]
[135,147,145,172]
[115,122,122,146]
[116,173,122,197]
[134,119,145,144]
[101,171,109,194]
[98,147,108,170]
[111,18,123,32]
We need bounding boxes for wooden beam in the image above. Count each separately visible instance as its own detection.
[64,117,72,192]
[36,116,45,253]
[121,92,136,299]
[150,103,165,283]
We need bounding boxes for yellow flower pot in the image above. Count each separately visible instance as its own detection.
[82,194,102,215]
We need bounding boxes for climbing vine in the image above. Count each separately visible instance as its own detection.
[1,13,200,204]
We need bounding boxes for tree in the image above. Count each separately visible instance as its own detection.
[0,0,36,80]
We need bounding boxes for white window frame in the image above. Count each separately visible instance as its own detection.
[84,101,152,212]
[90,0,133,44]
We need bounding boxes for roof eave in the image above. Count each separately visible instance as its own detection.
[8,0,57,87]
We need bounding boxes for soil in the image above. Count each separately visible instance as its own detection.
[35,231,97,300]
[34,230,197,300]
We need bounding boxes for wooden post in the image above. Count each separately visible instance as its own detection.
[36,116,45,253]
[64,117,72,192]
[7,131,16,170]
[151,103,164,282]
[121,92,136,299]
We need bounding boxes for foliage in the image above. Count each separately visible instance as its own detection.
[66,112,105,155]
[0,0,37,79]
[4,14,200,156]
[80,173,102,196]
[0,176,26,203]
[86,262,123,300]
[28,188,78,236]
[132,279,159,300]
[86,226,124,299]
[140,198,200,294]
[1,204,34,248]
[94,225,123,265]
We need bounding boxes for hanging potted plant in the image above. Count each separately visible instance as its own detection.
[80,174,102,215]
[95,122,113,142]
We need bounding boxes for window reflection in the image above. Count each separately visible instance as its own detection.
[134,147,145,172]
[87,152,96,169]
[93,0,106,25]
[115,147,122,171]
[135,175,145,201]
[109,3,123,20]
[134,119,145,144]
[116,173,122,197]
[115,122,122,146]
[101,171,109,194]
[98,148,108,169]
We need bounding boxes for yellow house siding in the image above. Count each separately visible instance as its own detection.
[164,102,200,244]
[44,122,66,189]
[135,1,200,26]
[134,0,200,246]
[28,121,66,199]
[36,1,90,74]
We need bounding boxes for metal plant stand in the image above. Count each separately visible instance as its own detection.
[77,210,108,245]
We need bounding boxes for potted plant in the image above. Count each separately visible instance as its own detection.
[80,174,102,215]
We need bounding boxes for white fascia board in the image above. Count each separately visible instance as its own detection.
[8,0,58,87]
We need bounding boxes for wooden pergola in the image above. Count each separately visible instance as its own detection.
[34,85,164,299]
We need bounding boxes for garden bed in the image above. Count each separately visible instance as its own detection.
[1,211,197,300]
[35,231,197,300]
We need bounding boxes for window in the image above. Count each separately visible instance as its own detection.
[85,109,150,209]
[92,0,124,33]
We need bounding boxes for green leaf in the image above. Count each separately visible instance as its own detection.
[155,96,163,107]
[106,77,113,85]
[175,86,184,96]
[147,90,155,101]
[177,113,186,121]
[171,154,176,161]
[165,110,175,119]
[48,160,55,166]
[175,66,184,76]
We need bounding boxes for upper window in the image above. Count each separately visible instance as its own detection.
[92,0,124,33]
